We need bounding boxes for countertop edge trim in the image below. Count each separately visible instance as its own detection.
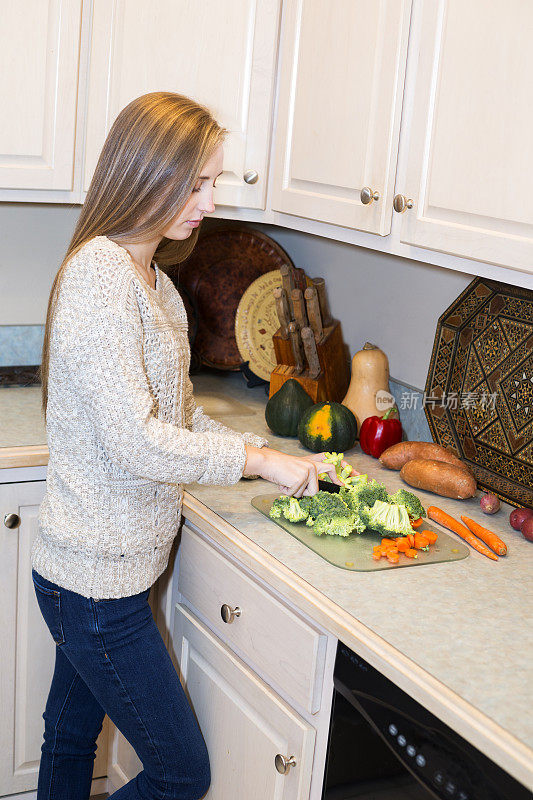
[0,445,49,468]
[182,491,533,790]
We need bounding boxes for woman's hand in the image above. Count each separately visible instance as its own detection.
[244,447,347,497]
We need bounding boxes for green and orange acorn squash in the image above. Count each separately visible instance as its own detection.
[298,401,358,453]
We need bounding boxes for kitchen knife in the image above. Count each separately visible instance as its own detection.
[301,326,321,379]
[312,277,333,327]
[280,265,296,317]
[291,288,308,330]
[288,321,304,374]
[304,286,324,342]
[273,287,290,339]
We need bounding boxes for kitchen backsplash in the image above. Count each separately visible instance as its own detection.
[1,323,432,443]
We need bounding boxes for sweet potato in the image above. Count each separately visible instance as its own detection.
[379,441,470,472]
[400,459,477,500]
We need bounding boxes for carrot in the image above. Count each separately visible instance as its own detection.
[460,516,507,556]
[386,552,400,563]
[427,506,498,561]
[372,551,382,561]
[421,530,438,544]
[405,548,418,558]
[407,533,415,548]
[396,538,410,552]
[381,538,396,547]
[414,533,429,550]
[411,517,424,529]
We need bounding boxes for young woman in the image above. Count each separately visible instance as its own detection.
[31,91,340,800]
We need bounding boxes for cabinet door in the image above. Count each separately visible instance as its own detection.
[271,0,412,234]
[398,0,533,275]
[83,0,281,209]
[0,0,82,191]
[0,480,109,796]
[172,603,316,800]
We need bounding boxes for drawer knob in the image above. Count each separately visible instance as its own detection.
[220,604,241,624]
[275,754,297,775]
[4,513,21,529]
[360,186,380,205]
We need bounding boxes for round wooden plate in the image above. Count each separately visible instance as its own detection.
[235,270,283,381]
[170,226,294,370]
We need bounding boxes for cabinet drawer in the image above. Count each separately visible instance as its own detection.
[178,524,326,714]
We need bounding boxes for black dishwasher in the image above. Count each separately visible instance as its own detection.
[322,642,530,800]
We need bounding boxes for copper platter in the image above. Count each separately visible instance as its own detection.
[425,278,533,509]
[169,226,295,370]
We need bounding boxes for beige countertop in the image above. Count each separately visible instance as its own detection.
[1,372,532,788]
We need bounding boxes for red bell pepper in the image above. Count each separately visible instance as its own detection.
[359,407,402,458]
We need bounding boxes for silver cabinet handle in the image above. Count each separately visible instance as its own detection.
[243,169,259,184]
[393,194,413,213]
[275,754,297,775]
[4,513,21,529]
[360,187,380,205]
[220,604,241,624]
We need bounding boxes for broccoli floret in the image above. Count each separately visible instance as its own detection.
[269,495,308,522]
[366,500,413,537]
[312,505,360,537]
[269,495,291,519]
[390,489,426,520]
[318,452,361,487]
[284,497,309,523]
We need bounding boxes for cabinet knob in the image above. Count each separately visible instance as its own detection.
[220,604,241,624]
[4,513,21,529]
[360,187,380,205]
[243,169,259,184]
[393,194,413,213]
[275,754,297,775]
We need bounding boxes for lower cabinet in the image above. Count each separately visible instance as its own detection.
[0,479,109,797]
[172,603,316,800]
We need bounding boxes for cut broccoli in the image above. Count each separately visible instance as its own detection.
[312,505,360,537]
[390,489,426,520]
[269,495,308,522]
[366,500,414,538]
[269,495,291,519]
[318,452,360,487]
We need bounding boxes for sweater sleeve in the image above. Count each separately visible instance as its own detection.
[53,252,248,486]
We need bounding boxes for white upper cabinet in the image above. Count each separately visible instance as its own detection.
[397,0,533,275]
[0,0,82,193]
[83,0,281,208]
[270,0,412,235]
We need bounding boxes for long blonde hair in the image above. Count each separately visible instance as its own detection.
[39,91,226,420]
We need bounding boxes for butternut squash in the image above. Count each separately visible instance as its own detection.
[342,343,394,429]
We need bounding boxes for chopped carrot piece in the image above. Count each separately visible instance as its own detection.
[414,533,430,550]
[411,517,424,528]
[407,533,415,547]
[372,551,382,560]
[386,552,400,563]
[381,538,396,547]
[405,548,418,558]
[396,538,410,552]
[422,530,438,544]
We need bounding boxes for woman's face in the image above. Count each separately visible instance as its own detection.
[161,143,224,240]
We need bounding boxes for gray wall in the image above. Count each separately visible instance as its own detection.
[0,202,473,390]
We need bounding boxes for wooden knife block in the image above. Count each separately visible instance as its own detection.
[269,319,350,403]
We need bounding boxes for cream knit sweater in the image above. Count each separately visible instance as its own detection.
[31,236,267,599]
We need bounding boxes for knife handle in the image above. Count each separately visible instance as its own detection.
[301,326,321,379]
[288,322,304,374]
[280,265,295,317]
[291,288,308,330]
[304,286,324,342]
[312,277,333,327]
[273,287,290,339]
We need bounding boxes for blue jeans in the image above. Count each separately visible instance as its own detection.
[31,569,210,800]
